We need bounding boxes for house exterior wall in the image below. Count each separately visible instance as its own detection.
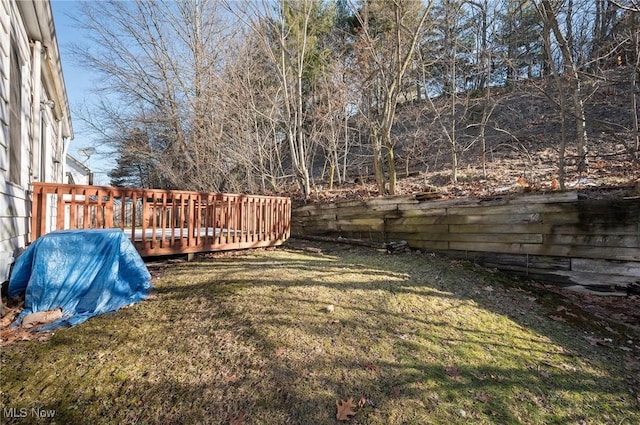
[65,154,91,185]
[0,0,72,283]
[0,0,31,283]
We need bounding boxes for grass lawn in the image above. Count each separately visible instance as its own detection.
[1,240,638,424]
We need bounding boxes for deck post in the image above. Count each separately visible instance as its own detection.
[30,185,43,242]
[55,187,64,231]
[187,194,194,247]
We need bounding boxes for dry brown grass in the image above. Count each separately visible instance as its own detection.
[1,241,638,424]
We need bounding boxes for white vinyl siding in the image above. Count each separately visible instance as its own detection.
[0,0,9,174]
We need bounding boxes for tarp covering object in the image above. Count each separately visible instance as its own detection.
[9,229,152,331]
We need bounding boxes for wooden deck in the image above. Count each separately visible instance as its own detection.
[31,183,291,256]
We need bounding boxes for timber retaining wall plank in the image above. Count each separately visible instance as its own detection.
[571,258,640,276]
[291,190,640,293]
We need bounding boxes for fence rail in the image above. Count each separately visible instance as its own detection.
[31,183,291,256]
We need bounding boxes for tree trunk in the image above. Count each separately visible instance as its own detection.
[480,96,489,179]
[355,1,431,196]
[450,38,458,183]
[371,128,386,194]
[342,112,349,183]
[383,126,396,195]
[631,12,640,162]
[540,0,588,174]
[541,4,567,188]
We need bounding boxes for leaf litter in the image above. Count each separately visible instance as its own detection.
[336,397,358,421]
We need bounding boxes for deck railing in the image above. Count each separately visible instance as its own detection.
[30,182,291,256]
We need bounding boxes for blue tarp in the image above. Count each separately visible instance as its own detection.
[8,229,152,331]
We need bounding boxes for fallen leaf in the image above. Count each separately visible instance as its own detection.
[35,333,53,343]
[445,365,463,382]
[390,386,401,398]
[517,176,528,186]
[585,337,599,347]
[0,328,51,346]
[358,396,367,408]
[549,315,566,322]
[476,392,491,403]
[624,354,640,371]
[336,397,357,421]
[224,374,239,384]
[274,347,285,358]
[584,336,613,347]
[228,412,245,425]
[551,177,560,190]
[22,309,63,329]
[364,362,378,372]
[0,307,21,327]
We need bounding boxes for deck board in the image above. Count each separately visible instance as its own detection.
[128,227,238,240]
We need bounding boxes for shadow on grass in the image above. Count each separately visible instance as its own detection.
[3,359,619,424]
[1,244,638,424]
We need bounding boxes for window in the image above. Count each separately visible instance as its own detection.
[9,34,22,185]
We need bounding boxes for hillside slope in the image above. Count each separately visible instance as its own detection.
[306,68,640,203]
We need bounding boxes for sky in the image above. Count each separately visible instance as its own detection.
[51,0,114,185]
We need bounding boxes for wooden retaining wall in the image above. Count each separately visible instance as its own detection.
[292,190,640,296]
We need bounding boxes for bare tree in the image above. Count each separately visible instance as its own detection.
[421,0,475,183]
[630,9,640,161]
[212,29,296,194]
[467,0,502,178]
[72,0,234,191]
[537,0,589,173]
[226,0,336,199]
[612,2,640,161]
[540,13,570,188]
[312,60,354,189]
[350,0,432,195]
